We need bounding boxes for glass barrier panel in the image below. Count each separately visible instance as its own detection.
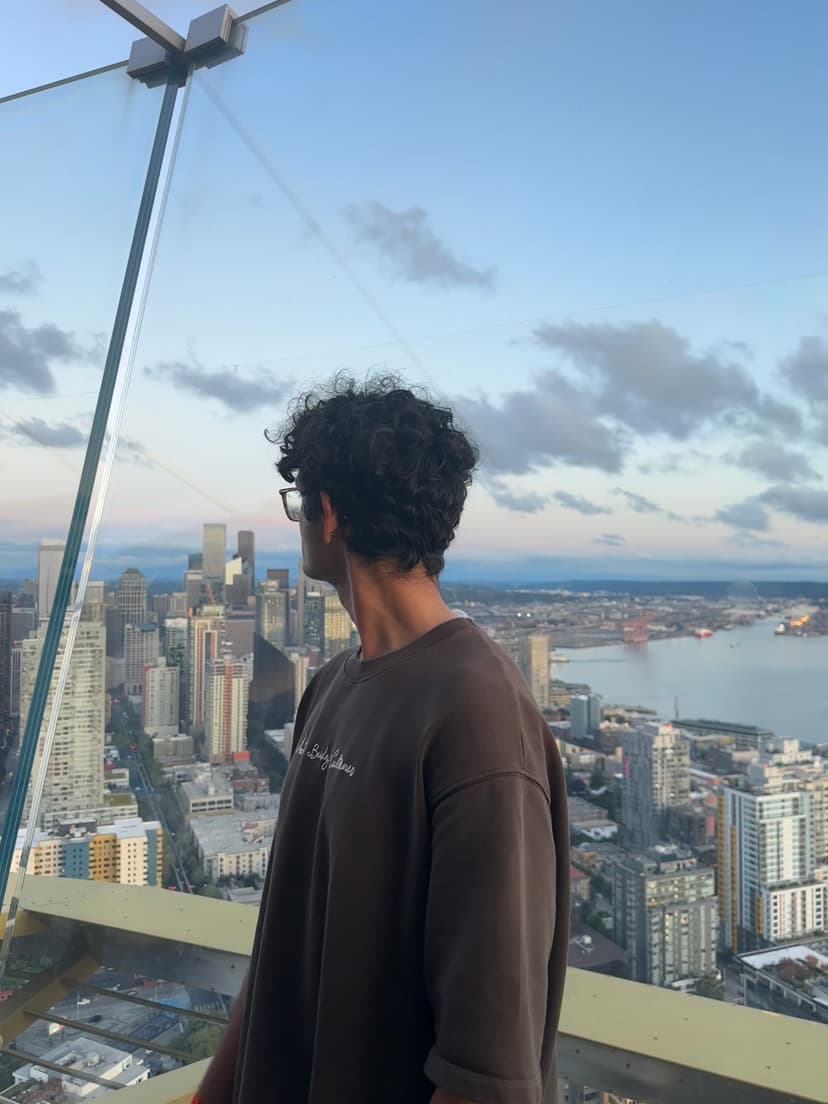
[0,59,172,1092]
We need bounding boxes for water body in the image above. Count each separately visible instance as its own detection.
[561,621,828,745]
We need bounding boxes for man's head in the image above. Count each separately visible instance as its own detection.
[274,376,478,584]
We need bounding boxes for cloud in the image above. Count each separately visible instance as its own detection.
[11,418,85,449]
[148,361,293,413]
[345,201,495,289]
[761,484,828,525]
[779,335,828,406]
[593,533,626,547]
[486,479,548,513]
[715,498,770,532]
[456,374,627,475]
[0,309,87,394]
[733,440,821,483]
[553,490,611,516]
[0,264,41,296]
[726,531,785,550]
[533,320,801,438]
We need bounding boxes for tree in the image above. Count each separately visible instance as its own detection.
[694,975,724,1001]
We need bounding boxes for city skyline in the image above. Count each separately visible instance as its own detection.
[5,3,828,582]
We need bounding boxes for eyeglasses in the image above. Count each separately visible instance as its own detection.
[279,487,303,523]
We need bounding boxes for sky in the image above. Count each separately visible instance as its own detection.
[4,0,828,584]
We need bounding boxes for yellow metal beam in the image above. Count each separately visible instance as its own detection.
[560,969,828,1103]
[16,877,257,957]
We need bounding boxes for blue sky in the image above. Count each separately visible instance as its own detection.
[4,1,828,584]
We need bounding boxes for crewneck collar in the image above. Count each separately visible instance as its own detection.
[343,616,475,683]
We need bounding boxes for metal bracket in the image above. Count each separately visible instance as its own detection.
[114,3,248,86]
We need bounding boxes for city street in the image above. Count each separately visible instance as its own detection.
[109,702,192,894]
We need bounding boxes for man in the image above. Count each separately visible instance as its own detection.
[196,377,569,1104]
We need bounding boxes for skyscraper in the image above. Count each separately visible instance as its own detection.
[37,539,65,622]
[719,786,820,952]
[203,523,227,581]
[20,619,105,827]
[184,570,204,613]
[613,849,718,986]
[10,645,21,726]
[622,722,690,851]
[296,560,306,647]
[303,590,324,652]
[80,581,106,626]
[519,634,550,710]
[323,592,353,658]
[205,652,252,762]
[116,569,147,627]
[570,695,589,743]
[143,659,180,738]
[0,592,11,749]
[164,616,188,728]
[152,593,173,623]
[238,530,256,592]
[256,580,289,650]
[123,624,159,698]
[188,607,225,729]
[225,555,250,606]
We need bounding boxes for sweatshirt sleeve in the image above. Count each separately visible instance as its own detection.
[423,771,557,1104]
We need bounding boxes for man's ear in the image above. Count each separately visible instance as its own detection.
[320,491,339,546]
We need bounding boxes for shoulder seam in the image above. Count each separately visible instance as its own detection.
[432,768,551,808]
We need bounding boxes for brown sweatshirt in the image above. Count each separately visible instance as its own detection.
[235,617,569,1104]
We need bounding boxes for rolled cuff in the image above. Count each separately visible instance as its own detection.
[424,1046,543,1104]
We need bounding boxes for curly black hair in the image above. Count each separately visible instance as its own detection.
[272,375,478,576]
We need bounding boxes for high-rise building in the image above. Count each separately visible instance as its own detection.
[163,615,188,727]
[205,652,252,762]
[519,634,550,710]
[116,568,147,627]
[613,849,718,987]
[256,580,289,650]
[719,786,820,951]
[10,644,21,724]
[570,696,589,743]
[188,552,203,571]
[203,523,227,581]
[0,592,11,748]
[105,604,124,659]
[324,592,353,658]
[303,590,324,653]
[267,568,290,588]
[289,651,310,715]
[296,560,306,647]
[588,692,603,734]
[184,570,203,613]
[238,530,256,591]
[171,592,188,614]
[188,607,225,729]
[143,659,180,738]
[80,581,106,625]
[20,619,105,827]
[152,593,173,623]
[37,539,65,621]
[123,624,159,698]
[225,555,250,607]
[622,722,690,850]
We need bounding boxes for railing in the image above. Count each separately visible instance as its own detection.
[1,878,826,1104]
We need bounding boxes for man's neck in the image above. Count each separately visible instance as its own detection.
[336,564,456,661]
